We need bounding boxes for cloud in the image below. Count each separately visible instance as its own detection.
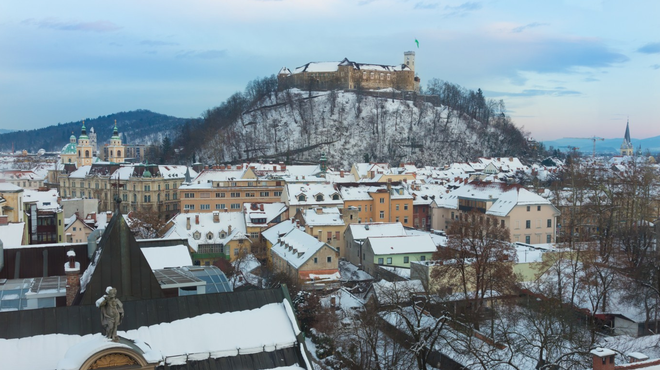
[637,42,660,54]
[176,49,228,59]
[415,2,439,10]
[22,18,121,33]
[583,76,599,82]
[487,87,581,98]
[444,2,482,17]
[512,22,549,33]
[141,40,179,47]
[652,64,660,70]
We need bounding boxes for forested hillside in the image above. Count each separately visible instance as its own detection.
[185,76,532,168]
[0,110,197,152]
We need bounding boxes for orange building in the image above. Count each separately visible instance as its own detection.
[337,181,413,227]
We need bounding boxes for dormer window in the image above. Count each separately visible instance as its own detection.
[316,194,324,202]
[193,231,201,240]
[298,194,307,202]
[220,231,226,238]
[207,232,213,240]
[332,193,340,201]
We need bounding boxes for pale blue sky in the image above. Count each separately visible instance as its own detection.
[1,0,658,140]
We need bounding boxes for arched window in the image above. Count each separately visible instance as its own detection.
[117,150,121,157]
[316,194,324,202]
[332,193,340,200]
[85,150,90,157]
[78,150,81,157]
[110,150,113,157]
[298,194,306,202]
[68,158,71,163]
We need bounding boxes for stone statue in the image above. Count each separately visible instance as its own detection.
[96,286,124,342]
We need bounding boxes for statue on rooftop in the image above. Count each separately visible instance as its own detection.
[96,286,124,342]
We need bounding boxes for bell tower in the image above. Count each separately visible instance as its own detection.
[77,120,93,167]
[107,120,125,163]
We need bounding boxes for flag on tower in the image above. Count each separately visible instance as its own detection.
[415,39,419,48]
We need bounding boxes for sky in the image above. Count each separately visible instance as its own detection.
[1,0,659,141]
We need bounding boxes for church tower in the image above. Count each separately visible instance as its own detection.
[620,119,633,156]
[107,120,125,163]
[404,51,415,72]
[77,121,94,167]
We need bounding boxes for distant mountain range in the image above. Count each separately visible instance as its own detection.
[542,136,660,155]
[0,110,199,153]
[0,129,14,134]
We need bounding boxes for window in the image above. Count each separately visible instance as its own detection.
[404,256,409,263]
[379,211,385,219]
[184,193,195,198]
[230,192,240,198]
[144,185,151,191]
[380,197,384,204]
[527,206,531,212]
[525,235,531,244]
[234,248,238,256]
[143,195,151,202]
[274,191,282,197]
[260,191,270,197]
[184,204,195,210]
[316,194,324,202]
[332,194,340,200]
[200,204,210,210]
[335,231,340,240]
[327,231,332,242]
[216,204,226,210]
[396,217,400,222]
[200,192,210,198]
[216,192,225,198]
[537,206,541,211]
[298,194,306,202]
[526,220,531,229]
[547,234,552,243]
[314,257,318,264]
[245,192,255,198]
[404,204,408,210]
[420,255,426,261]
[396,204,400,211]
[358,206,362,212]
[230,203,240,209]
[327,256,332,263]
[386,257,392,264]
[501,220,505,227]
[166,183,170,190]
[404,216,408,224]
[547,219,552,228]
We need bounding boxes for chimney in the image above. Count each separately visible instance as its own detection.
[195,215,200,225]
[260,204,264,211]
[590,348,616,370]
[106,211,112,218]
[186,216,191,230]
[0,215,7,226]
[316,208,323,214]
[64,250,80,306]
[204,165,209,170]
[340,170,344,178]
[228,225,232,234]
[213,211,220,223]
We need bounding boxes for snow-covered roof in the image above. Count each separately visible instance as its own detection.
[1,301,303,370]
[181,169,246,189]
[270,227,332,269]
[286,183,342,206]
[0,170,45,181]
[0,182,24,192]
[301,207,344,226]
[439,181,557,217]
[261,220,300,245]
[290,58,410,75]
[163,212,248,252]
[23,189,61,212]
[372,279,425,305]
[68,165,92,179]
[0,222,25,246]
[244,202,287,227]
[367,234,437,255]
[141,244,193,270]
[348,222,406,240]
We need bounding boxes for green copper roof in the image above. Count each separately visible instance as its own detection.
[143,168,152,178]
[61,142,77,154]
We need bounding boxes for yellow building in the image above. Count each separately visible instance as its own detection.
[0,182,24,223]
[338,182,414,227]
[179,166,283,213]
[294,207,357,256]
[76,121,94,168]
[106,120,125,163]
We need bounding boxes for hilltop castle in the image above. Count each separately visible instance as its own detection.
[278,51,420,92]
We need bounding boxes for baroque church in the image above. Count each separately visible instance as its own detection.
[60,120,126,168]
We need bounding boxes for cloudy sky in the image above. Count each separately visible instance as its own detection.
[1,0,658,140]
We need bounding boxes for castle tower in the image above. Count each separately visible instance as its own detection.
[404,51,415,73]
[620,119,633,156]
[77,120,94,167]
[107,120,125,163]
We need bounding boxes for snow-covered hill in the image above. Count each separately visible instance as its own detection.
[198,89,529,168]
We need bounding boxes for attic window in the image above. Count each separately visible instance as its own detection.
[220,232,226,238]
[207,232,213,240]
[193,231,201,240]
[316,194,324,202]
[298,194,307,202]
[332,194,339,200]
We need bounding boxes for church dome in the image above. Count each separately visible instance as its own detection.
[61,142,77,155]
